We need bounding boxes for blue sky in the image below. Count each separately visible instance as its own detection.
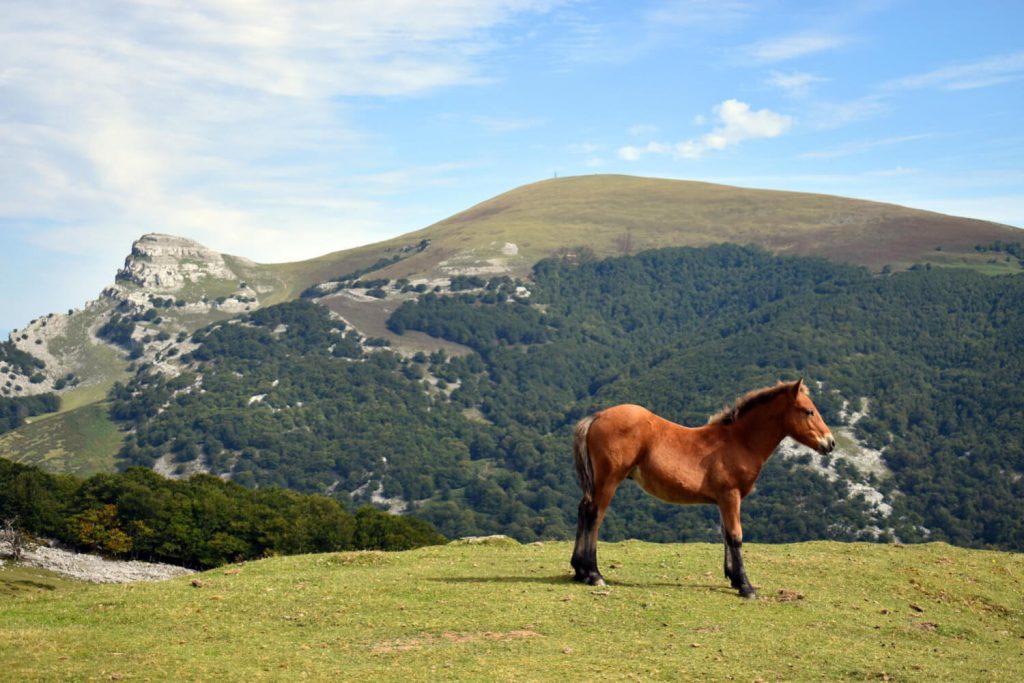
[2,0,1022,335]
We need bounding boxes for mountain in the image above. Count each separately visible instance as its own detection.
[5,175,1020,393]
[1,175,1022,549]
[375,174,1020,272]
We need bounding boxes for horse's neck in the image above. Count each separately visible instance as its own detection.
[730,398,788,463]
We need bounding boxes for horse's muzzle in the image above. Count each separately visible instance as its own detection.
[818,436,836,455]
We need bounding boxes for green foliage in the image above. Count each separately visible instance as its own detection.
[69,503,133,554]
[0,340,46,375]
[0,393,60,435]
[96,313,139,354]
[975,240,1023,261]
[392,245,1024,549]
[0,459,445,568]
[449,274,487,291]
[103,247,1024,551]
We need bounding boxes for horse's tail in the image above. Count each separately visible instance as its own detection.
[573,415,597,501]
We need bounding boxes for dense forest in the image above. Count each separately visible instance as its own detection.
[107,245,1024,550]
[1,393,60,435]
[0,459,445,568]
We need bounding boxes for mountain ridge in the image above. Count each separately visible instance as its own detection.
[8,171,1012,404]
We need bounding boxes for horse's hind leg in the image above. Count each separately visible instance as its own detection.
[571,497,601,584]
[571,484,616,586]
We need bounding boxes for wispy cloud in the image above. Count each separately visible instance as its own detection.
[744,32,846,63]
[628,124,660,137]
[467,116,546,133]
[646,0,754,28]
[566,142,603,154]
[0,1,563,263]
[807,95,889,129]
[766,70,828,97]
[799,134,932,160]
[619,99,793,161]
[885,50,1024,91]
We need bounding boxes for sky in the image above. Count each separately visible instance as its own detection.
[2,0,1022,335]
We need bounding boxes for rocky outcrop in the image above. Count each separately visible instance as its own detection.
[116,233,236,290]
[5,233,273,396]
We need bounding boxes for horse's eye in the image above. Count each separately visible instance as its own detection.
[805,409,814,417]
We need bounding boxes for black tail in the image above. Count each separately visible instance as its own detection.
[573,415,597,501]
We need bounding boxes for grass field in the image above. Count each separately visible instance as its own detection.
[0,401,123,475]
[0,565,72,599]
[1,539,1020,681]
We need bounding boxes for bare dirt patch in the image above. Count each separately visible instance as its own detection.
[321,293,472,357]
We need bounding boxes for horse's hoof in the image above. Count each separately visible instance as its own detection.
[739,587,757,599]
[588,575,606,587]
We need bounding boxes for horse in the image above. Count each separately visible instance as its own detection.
[570,378,835,598]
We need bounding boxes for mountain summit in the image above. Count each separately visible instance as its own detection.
[116,233,238,290]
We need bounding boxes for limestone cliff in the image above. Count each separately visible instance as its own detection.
[115,233,235,290]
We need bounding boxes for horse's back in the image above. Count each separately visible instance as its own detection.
[595,403,655,424]
[586,404,660,459]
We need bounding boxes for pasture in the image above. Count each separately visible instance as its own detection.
[1,539,1021,681]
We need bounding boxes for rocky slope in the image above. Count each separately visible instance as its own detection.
[1,539,194,583]
[4,233,287,397]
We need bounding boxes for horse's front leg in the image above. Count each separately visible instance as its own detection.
[718,491,756,599]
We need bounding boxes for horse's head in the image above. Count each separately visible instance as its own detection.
[783,378,836,455]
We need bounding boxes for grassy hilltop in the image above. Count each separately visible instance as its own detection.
[279,174,1022,288]
[2,540,1021,681]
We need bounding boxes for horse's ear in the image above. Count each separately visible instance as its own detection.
[792,377,804,395]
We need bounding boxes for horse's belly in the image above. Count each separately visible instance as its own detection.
[631,465,713,505]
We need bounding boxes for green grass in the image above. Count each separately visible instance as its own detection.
[0,565,73,602]
[0,401,123,475]
[2,540,1020,681]
[0,565,72,599]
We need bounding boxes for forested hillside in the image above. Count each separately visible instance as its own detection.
[0,459,444,568]
[102,244,1024,550]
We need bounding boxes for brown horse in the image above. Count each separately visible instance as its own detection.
[570,378,835,598]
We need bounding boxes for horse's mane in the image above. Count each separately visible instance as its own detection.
[708,380,807,426]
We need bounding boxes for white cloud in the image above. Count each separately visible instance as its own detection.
[619,142,670,161]
[766,70,828,97]
[0,1,564,264]
[620,99,792,161]
[745,32,846,63]
[885,50,1024,91]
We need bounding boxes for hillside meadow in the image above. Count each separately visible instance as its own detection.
[1,539,1021,681]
